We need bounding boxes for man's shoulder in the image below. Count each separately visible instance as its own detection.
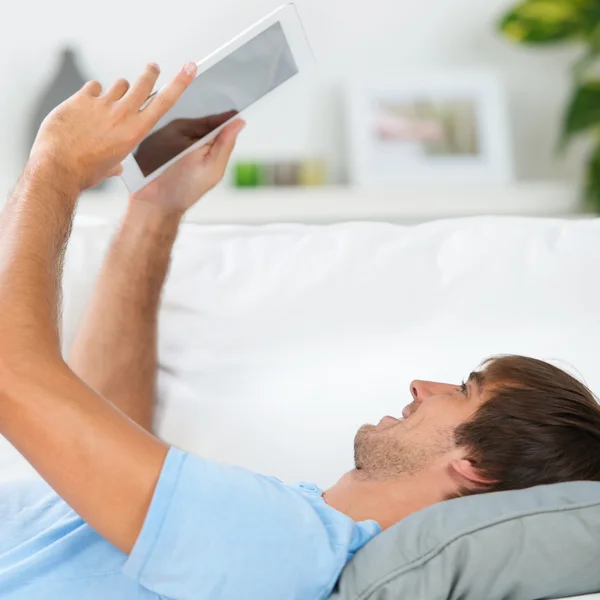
[188,456,382,570]
[133,449,379,599]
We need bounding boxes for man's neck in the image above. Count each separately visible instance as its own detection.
[323,470,448,530]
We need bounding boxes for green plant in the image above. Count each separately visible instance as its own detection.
[499,0,600,210]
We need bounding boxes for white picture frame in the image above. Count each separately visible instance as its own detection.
[346,71,514,186]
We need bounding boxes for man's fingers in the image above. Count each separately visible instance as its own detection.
[140,62,197,128]
[175,110,239,141]
[187,110,239,137]
[123,63,162,110]
[209,119,246,171]
[108,164,124,178]
[104,78,130,102]
[80,80,103,97]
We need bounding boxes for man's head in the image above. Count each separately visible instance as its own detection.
[354,355,600,498]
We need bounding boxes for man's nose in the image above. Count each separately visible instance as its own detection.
[409,380,456,403]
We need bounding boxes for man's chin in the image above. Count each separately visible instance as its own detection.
[355,424,377,438]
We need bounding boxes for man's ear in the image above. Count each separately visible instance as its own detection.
[449,458,495,488]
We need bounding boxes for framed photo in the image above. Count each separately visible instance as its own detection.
[346,71,514,186]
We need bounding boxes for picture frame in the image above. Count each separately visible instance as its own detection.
[345,71,514,186]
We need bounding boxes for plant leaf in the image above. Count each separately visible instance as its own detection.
[562,81,600,147]
[499,0,591,43]
[583,0,600,36]
[585,140,600,212]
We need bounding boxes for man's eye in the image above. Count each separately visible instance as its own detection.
[460,381,468,395]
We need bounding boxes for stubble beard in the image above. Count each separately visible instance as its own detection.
[353,423,455,480]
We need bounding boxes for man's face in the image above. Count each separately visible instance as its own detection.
[354,373,485,478]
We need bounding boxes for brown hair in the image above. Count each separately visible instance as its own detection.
[453,355,600,496]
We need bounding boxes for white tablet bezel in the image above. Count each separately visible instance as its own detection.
[121,3,314,194]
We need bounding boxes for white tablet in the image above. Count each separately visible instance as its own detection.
[121,3,314,194]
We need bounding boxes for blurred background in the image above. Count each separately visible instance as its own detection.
[0,0,594,222]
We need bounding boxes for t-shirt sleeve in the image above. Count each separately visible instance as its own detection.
[122,447,342,600]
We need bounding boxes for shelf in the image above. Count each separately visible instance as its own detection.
[0,178,589,225]
[73,182,587,225]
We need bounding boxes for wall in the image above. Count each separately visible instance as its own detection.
[0,0,586,188]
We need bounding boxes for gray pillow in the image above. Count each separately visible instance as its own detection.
[331,481,600,600]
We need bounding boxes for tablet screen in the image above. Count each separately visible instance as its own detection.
[134,22,299,177]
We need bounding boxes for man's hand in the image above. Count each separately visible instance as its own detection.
[30,61,199,191]
[134,109,239,177]
[132,114,245,215]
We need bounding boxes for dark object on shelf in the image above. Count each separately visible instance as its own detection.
[30,47,107,190]
[273,162,299,186]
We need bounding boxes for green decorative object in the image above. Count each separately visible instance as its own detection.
[233,159,327,188]
[234,162,262,187]
[498,0,600,211]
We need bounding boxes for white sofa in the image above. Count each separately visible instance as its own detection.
[2,215,600,599]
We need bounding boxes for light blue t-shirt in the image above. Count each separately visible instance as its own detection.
[0,448,381,599]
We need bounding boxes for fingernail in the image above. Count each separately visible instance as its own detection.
[149,62,160,71]
[183,62,197,76]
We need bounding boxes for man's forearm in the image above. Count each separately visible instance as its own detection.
[69,201,181,431]
[0,160,79,358]
[0,163,169,555]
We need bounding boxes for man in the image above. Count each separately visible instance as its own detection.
[1,63,600,600]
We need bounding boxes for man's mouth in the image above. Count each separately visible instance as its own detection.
[379,415,402,427]
[402,403,417,419]
[376,404,415,429]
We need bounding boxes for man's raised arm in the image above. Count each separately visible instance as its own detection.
[69,112,244,432]
[0,62,242,555]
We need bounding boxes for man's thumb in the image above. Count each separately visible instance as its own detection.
[212,120,246,167]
